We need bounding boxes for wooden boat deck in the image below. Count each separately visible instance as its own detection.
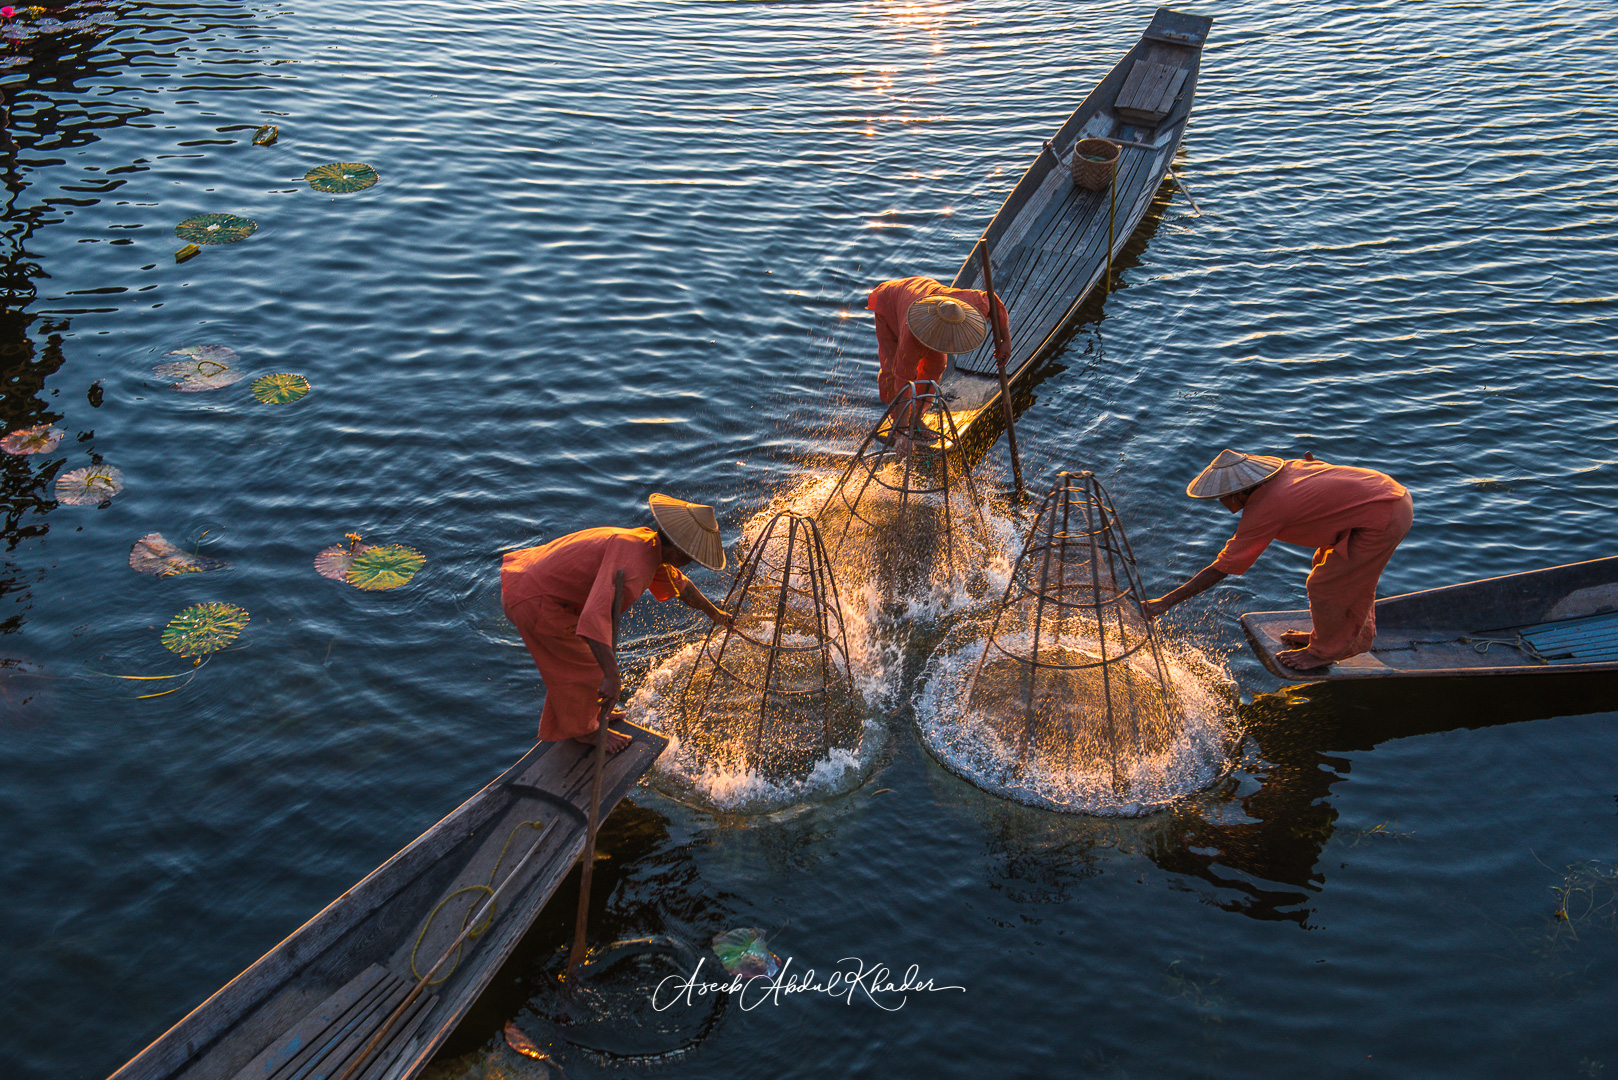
[109,721,666,1080]
[930,7,1213,463]
[1241,556,1618,683]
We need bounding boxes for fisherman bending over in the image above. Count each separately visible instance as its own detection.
[1143,450,1413,671]
[501,494,733,753]
[867,276,1009,451]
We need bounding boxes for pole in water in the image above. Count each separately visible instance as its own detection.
[1104,153,1117,297]
[979,238,1024,500]
[568,568,625,981]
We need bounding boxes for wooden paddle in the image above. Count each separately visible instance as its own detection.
[979,238,1024,499]
[567,568,626,980]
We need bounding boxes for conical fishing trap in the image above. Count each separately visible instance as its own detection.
[815,379,992,584]
[963,471,1183,796]
[677,511,862,780]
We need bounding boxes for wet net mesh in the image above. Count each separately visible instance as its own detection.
[964,471,1184,795]
[677,511,862,780]
[814,379,992,586]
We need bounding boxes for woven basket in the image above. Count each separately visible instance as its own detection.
[1069,137,1120,191]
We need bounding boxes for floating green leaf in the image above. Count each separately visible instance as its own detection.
[712,928,778,979]
[345,543,424,590]
[250,373,310,405]
[306,162,378,193]
[55,465,123,505]
[162,602,249,657]
[315,533,370,581]
[155,345,246,392]
[1,423,63,455]
[130,533,231,577]
[175,212,257,245]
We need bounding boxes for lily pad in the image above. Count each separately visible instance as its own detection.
[55,465,123,505]
[315,533,370,581]
[162,602,249,657]
[0,423,63,455]
[250,372,310,404]
[155,345,246,392]
[175,212,257,245]
[306,162,378,193]
[346,543,424,590]
[130,533,231,577]
[712,928,778,979]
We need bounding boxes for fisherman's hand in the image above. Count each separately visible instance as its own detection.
[712,609,736,631]
[995,341,1011,362]
[597,671,622,708]
[1141,598,1170,619]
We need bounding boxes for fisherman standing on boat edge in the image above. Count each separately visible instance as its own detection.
[867,276,1010,452]
[500,494,734,753]
[1142,450,1413,671]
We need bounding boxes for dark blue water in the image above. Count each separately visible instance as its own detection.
[3,0,1617,1076]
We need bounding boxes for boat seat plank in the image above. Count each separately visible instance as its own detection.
[1114,60,1185,125]
[1518,610,1618,664]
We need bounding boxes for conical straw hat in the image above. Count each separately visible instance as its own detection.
[1186,449,1285,499]
[649,493,726,571]
[906,295,989,354]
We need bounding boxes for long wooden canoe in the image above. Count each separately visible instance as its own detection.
[1242,556,1618,684]
[109,722,666,1080]
[934,7,1213,461]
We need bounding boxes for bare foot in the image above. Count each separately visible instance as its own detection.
[1276,647,1331,672]
[572,725,633,754]
[1278,629,1312,648]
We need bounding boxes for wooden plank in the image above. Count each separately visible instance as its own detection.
[1114,60,1153,113]
[1115,61,1174,114]
[267,974,407,1080]
[230,967,390,1080]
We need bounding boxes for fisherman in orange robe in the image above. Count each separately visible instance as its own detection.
[867,276,1010,447]
[1143,450,1414,671]
[501,494,733,753]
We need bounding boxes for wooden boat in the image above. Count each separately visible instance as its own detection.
[922,7,1214,461]
[109,722,666,1080]
[1242,556,1618,683]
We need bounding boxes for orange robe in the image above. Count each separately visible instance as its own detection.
[500,527,690,741]
[866,277,1011,404]
[1213,459,1413,664]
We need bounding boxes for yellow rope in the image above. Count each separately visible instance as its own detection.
[409,818,551,985]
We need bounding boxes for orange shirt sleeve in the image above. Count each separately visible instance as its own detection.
[648,563,690,601]
[1213,506,1281,575]
[577,535,651,644]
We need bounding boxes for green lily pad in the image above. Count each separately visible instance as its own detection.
[162,602,249,657]
[345,543,424,590]
[155,345,246,392]
[130,533,231,577]
[305,162,378,193]
[314,533,370,581]
[1,424,63,455]
[175,213,257,245]
[250,372,310,404]
[55,465,123,505]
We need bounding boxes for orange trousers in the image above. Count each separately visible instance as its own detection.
[1299,493,1414,663]
[504,595,606,741]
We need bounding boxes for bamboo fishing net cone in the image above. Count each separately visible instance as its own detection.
[814,379,994,589]
[678,511,862,781]
[963,471,1183,797]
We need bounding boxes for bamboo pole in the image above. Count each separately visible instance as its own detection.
[1103,160,1117,297]
[978,238,1024,500]
[568,568,626,980]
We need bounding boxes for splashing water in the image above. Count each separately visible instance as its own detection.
[913,620,1241,816]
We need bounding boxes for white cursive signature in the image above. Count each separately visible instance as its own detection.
[652,956,965,1013]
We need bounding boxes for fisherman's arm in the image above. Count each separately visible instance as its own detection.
[1143,563,1228,618]
[678,579,735,629]
[583,634,622,709]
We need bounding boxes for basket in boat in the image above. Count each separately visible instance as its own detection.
[1070,138,1120,191]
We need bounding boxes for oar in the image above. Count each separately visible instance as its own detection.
[978,238,1024,500]
[567,568,626,980]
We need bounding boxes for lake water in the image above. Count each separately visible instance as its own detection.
[3,0,1618,1076]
